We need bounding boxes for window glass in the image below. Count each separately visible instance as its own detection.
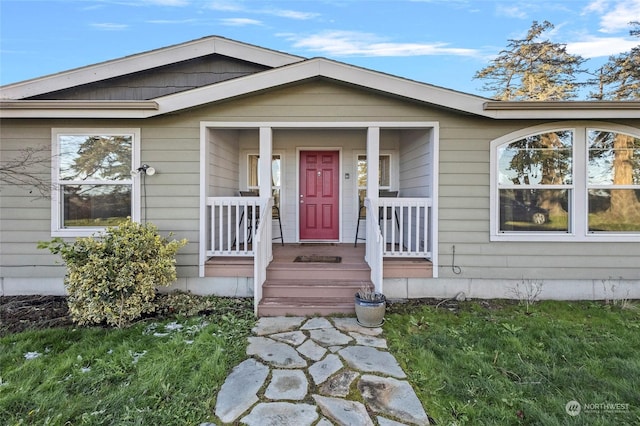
[588,130,640,232]
[357,155,391,208]
[497,131,573,232]
[248,154,281,209]
[56,134,133,229]
[63,185,131,227]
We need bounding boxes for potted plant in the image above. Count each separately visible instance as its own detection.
[354,284,386,327]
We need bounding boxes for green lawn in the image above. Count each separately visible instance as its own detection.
[2,298,639,425]
[384,300,640,425]
[0,297,254,425]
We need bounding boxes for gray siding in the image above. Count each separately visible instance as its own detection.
[28,55,268,100]
[2,79,640,293]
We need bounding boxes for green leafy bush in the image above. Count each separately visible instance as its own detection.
[39,220,187,328]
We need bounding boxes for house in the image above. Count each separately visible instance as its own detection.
[1,36,639,315]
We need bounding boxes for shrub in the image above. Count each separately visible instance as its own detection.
[39,219,187,328]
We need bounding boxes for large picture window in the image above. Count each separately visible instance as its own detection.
[492,123,640,241]
[52,129,139,236]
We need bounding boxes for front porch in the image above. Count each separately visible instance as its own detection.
[206,243,433,316]
[198,123,439,315]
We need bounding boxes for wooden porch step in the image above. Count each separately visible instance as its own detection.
[258,297,355,317]
[266,263,371,281]
[205,257,253,277]
[262,279,368,299]
[383,258,433,278]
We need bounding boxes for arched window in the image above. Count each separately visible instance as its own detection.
[491,122,640,241]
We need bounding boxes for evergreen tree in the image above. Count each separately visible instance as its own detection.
[474,20,586,101]
[596,22,640,101]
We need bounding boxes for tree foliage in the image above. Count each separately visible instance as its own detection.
[596,22,640,100]
[474,21,586,101]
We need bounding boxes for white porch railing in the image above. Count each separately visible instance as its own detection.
[365,198,384,293]
[206,196,262,256]
[253,198,273,316]
[379,197,432,258]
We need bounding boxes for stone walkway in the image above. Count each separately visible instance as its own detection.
[209,316,430,425]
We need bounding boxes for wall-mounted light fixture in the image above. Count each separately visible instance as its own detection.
[131,164,156,176]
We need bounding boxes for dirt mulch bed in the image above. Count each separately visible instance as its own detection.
[0,296,73,336]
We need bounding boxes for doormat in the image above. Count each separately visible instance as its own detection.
[294,255,342,263]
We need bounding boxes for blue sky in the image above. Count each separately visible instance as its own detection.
[1,0,639,97]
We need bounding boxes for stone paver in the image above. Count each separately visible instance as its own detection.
[301,317,333,329]
[252,317,306,335]
[313,394,374,426]
[210,317,430,425]
[359,375,430,426]
[339,345,407,378]
[214,358,268,423]
[308,353,343,385]
[270,330,307,346]
[309,327,353,346]
[297,338,327,361]
[349,331,388,348]
[240,402,318,426]
[247,336,307,368]
[319,369,359,397]
[265,369,308,400]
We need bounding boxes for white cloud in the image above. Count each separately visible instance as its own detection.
[496,4,528,19]
[207,1,244,12]
[219,18,262,26]
[141,0,190,5]
[146,18,199,24]
[90,23,129,31]
[586,0,640,33]
[567,36,639,57]
[286,31,478,57]
[265,9,319,20]
[206,1,318,20]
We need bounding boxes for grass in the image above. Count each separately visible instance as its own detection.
[3,297,639,425]
[384,300,640,425]
[0,296,254,425]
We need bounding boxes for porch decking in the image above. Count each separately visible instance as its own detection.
[206,243,433,316]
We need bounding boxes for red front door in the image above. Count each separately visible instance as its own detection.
[300,150,340,240]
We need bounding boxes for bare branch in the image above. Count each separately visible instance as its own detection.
[0,146,55,199]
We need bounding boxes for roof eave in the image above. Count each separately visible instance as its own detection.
[483,101,640,119]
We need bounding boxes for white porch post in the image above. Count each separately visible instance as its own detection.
[259,127,272,200]
[259,126,273,260]
[367,127,380,200]
[366,127,383,293]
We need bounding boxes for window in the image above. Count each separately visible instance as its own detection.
[248,154,281,209]
[52,129,139,236]
[588,130,640,232]
[491,123,640,241]
[497,130,572,233]
[357,154,391,207]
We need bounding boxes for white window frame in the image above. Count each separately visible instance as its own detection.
[490,121,640,242]
[51,128,141,237]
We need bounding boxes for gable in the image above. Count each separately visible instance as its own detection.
[26,54,270,101]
